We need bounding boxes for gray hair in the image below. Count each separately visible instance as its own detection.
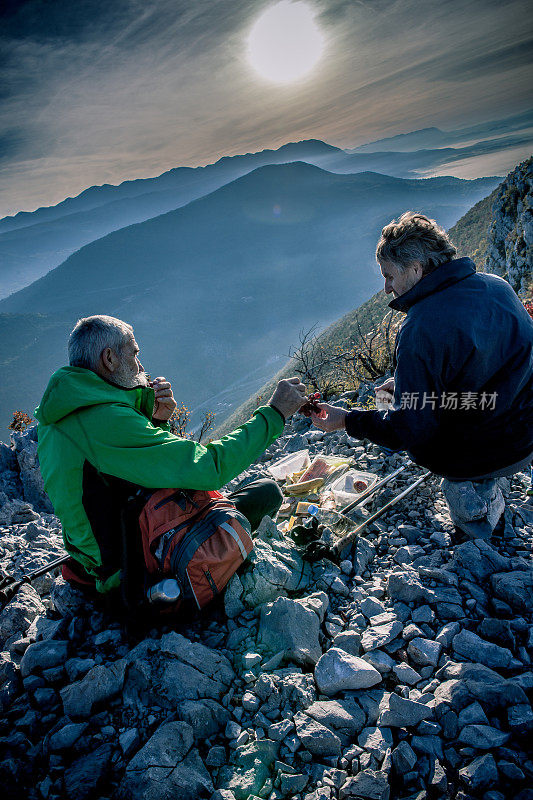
[376,212,457,274]
[68,315,133,371]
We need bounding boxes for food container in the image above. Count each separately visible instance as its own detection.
[329,469,378,508]
[268,450,311,481]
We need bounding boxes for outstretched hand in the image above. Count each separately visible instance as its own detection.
[269,377,307,420]
[310,402,348,432]
[150,377,177,421]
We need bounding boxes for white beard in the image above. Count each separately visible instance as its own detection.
[111,365,150,389]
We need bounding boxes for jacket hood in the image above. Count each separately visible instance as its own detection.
[388,257,476,313]
[35,366,155,425]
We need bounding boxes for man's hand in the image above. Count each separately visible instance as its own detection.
[150,377,177,421]
[269,377,307,420]
[310,402,348,432]
[375,377,395,397]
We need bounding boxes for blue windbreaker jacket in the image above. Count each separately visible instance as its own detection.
[345,258,533,479]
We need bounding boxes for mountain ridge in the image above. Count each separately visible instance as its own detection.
[0,162,499,431]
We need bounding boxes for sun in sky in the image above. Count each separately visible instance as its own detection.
[247,1,325,84]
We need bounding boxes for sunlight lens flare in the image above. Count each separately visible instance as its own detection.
[247,1,324,84]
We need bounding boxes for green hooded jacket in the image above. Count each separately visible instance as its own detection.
[35,366,284,592]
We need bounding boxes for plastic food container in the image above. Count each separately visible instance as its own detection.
[268,450,311,481]
[329,469,378,507]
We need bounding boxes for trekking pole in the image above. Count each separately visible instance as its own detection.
[333,470,431,556]
[0,553,70,609]
[339,465,406,516]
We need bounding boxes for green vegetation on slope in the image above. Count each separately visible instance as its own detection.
[447,186,499,267]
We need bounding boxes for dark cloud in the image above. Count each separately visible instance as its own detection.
[0,0,132,42]
[441,39,533,81]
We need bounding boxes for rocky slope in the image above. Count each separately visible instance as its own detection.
[485,158,532,295]
[0,414,532,800]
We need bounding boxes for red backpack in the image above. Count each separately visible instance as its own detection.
[138,488,253,612]
[62,487,253,618]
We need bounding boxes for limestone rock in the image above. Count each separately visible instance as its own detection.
[0,584,45,647]
[387,569,432,603]
[452,629,513,669]
[314,648,382,695]
[293,711,341,756]
[64,743,113,800]
[119,721,213,800]
[258,595,322,665]
[407,637,442,667]
[378,692,433,727]
[339,769,390,799]
[20,639,69,678]
[459,753,499,791]
[490,570,533,612]
[61,658,127,718]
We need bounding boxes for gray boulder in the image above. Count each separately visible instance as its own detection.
[0,442,23,500]
[238,519,312,608]
[387,569,432,603]
[491,570,533,612]
[0,583,45,647]
[11,428,53,513]
[361,620,403,652]
[0,650,20,713]
[50,577,91,616]
[339,769,390,799]
[61,658,127,718]
[20,639,69,678]
[378,692,434,727]
[314,648,382,695]
[448,539,510,581]
[293,711,341,756]
[64,743,113,800]
[441,477,504,539]
[407,637,442,667]
[123,633,235,711]
[434,661,528,717]
[459,753,499,790]
[304,698,366,742]
[452,629,513,669]
[258,595,322,665]
[119,721,213,800]
[458,724,509,749]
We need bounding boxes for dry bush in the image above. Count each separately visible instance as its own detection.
[168,404,216,442]
[289,309,402,399]
[9,411,34,432]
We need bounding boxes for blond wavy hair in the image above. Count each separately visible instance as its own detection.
[376,212,457,274]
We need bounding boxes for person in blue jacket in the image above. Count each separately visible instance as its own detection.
[312,212,533,538]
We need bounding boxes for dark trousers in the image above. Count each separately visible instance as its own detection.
[226,477,283,532]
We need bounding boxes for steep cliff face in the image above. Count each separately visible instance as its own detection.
[485,157,532,295]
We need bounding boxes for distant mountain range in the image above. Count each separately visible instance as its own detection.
[351,108,533,153]
[0,162,499,431]
[1,120,529,298]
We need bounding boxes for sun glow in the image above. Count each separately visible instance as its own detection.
[247,1,324,84]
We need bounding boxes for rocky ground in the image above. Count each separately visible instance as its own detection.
[0,411,532,800]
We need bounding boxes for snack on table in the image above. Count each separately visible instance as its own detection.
[300,457,330,482]
[284,477,325,495]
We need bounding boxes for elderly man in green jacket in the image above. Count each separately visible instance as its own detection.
[35,315,306,594]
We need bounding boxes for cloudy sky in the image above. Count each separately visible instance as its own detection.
[1,0,532,217]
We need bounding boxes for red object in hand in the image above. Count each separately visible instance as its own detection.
[300,392,327,419]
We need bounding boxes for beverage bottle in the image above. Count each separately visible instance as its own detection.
[146,578,181,604]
